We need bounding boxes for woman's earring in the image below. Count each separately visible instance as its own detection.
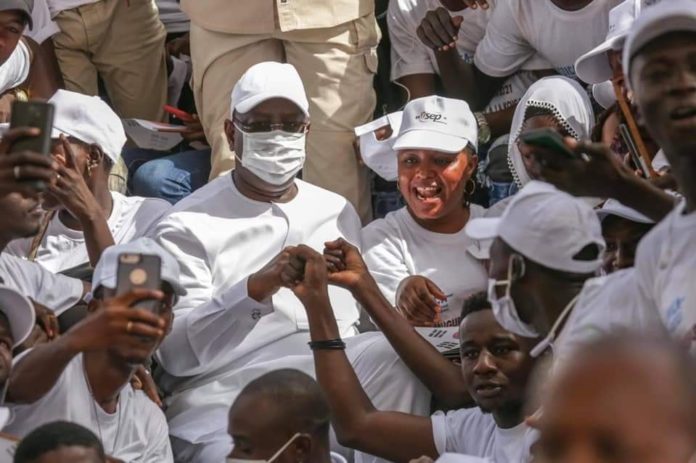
[464,179,476,206]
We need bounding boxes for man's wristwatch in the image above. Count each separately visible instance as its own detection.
[474,111,491,145]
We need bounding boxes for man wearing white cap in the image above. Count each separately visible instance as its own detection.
[597,199,655,274]
[6,90,170,276]
[465,181,606,359]
[4,237,182,462]
[153,61,429,463]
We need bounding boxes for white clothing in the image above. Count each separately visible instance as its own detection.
[387,0,537,113]
[4,352,173,462]
[0,253,82,315]
[25,0,60,44]
[362,206,488,326]
[6,192,170,273]
[554,268,667,368]
[0,40,30,95]
[156,0,190,33]
[652,149,670,172]
[153,177,431,463]
[634,201,696,353]
[475,0,622,79]
[431,408,535,462]
[46,0,99,17]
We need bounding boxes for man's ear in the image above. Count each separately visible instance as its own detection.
[292,435,312,463]
[88,144,106,168]
[224,119,236,150]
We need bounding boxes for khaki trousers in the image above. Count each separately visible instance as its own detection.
[189,15,380,222]
[52,0,168,193]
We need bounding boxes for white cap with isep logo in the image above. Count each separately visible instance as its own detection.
[393,95,478,154]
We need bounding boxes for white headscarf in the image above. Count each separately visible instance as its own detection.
[507,76,595,187]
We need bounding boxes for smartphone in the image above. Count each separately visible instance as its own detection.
[163,104,194,122]
[9,101,55,189]
[619,123,651,178]
[519,128,577,160]
[116,253,162,313]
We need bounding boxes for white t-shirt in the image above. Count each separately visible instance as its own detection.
[6,192,170,273]
[633,201,696,353]
[156,0,190,33]
[4,353,173,462]
[46,0,99,17]
[474,0,622,79]
[554,268,667,368]
[362,206,488,326]
[24,0,60,44]
[387,0,538,113]
[431,408,535,462]
[0,40,30,95]
[0,253,83,315]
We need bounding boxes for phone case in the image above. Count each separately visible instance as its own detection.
[116,254,162,313]
[10,101,55,156]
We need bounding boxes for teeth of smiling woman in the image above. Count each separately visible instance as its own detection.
[415,186,440,198]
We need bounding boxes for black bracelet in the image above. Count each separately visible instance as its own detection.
[308,338,346,351]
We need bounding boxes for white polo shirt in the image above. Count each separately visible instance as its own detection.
[474,0,622,80]
[387,0,537,112]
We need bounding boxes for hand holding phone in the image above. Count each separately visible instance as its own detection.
[116,253,162,314]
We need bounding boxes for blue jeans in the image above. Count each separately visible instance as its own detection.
[488,181,518,206]
[123,148,211,204]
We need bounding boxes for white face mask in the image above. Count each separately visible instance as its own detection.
[227,433,301,463]
[236,126,306,185]
[487,255,539,339]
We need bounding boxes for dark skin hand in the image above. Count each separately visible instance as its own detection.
[532,138,675,222]
[247,246,306,302]
[0,127,58,195]
[31,299,59,340]
[131,365,163,408]
[395,276,446,327]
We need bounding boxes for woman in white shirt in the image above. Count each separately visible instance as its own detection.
[507,76,595,190]
[362,95,488,327]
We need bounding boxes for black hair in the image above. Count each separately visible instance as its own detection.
[235,369,330,436]
[14,421,106,463]
[460,291,491,322]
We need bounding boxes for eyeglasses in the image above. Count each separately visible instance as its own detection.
[233,119,309,134]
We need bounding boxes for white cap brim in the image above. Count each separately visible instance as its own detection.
[597,200,654,224]
[393,129,471,154]
[575,34,625,85]
[234,93,309,116]
[0,286,36,348]
[464,217,502,241]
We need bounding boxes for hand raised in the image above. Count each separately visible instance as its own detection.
[396,276,446,327]
[416,7,463,52]
[323,238,371,291]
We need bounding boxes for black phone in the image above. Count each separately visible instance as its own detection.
[9,101,55,189]
[619,124,651,178]
[116,253,162,313]
[519,128,577,160]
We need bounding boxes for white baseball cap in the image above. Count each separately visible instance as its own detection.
[623,0,696,88]
[0,285,36,348]
[231,62,309,116]
[597,198,655,224]
[49,90,126,164]
[393,96,478,154]
[0,0,34,28]
[575,0,643,84]
[354,111,403,181]
[465,181,606,274]
[92,238,187,297]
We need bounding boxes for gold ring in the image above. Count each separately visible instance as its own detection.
[13,165,20,180]
[126,321,133,334]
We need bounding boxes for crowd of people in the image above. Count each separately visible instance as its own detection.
[0,0,694,462]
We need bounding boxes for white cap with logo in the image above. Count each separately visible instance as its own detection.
[465,181,606,274]
[393,96,478,154]
[231,62,309,116]
[48,90,127,164]
[91,237,187,297]
[354,111,403,181]
[0,285,36,348]
[623,0,696,88]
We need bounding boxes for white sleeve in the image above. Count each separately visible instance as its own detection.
[154,217,272,377]
[0,41,31,94]
[361,221,411,306]
[24,0,60,44]
[473,2,536,78]
[387,0,436,81]
[142,403,175,463]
